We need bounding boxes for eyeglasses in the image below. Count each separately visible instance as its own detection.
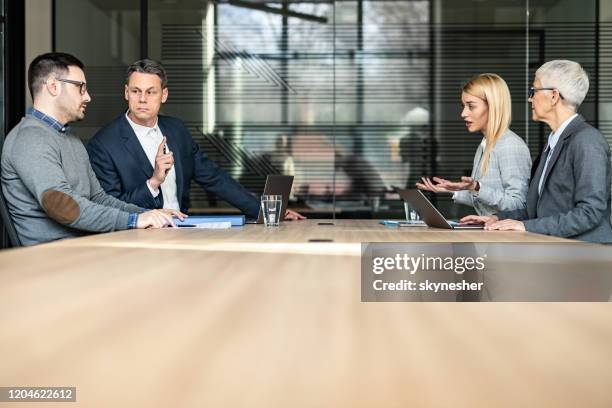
[528,86,564,100]
[57,78,88,95]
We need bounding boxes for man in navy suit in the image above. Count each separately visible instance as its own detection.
[87,59,304,220]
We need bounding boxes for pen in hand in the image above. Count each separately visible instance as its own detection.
[149,137,174,191]
[162,136,171,174]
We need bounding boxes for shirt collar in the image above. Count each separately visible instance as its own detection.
[27,107,69,133]
[125,111,160,135]
[548,113,578,151]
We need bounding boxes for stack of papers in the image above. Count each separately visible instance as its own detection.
[379,220,426,227]
[176,221,231,229]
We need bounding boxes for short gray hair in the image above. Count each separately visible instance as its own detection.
[535,60,589,110]
[126,59,168,88]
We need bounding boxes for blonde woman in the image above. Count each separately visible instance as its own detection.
[416,73,531,215]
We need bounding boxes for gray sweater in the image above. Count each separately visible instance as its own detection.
[1,115,142,246]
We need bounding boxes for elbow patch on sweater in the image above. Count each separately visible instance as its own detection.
[41,189,80,224]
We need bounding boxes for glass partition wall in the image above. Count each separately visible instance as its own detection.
[54,0,605,219]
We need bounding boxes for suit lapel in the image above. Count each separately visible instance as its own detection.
[472,141,484,178]
[528,148,547,216]
[538,114,584,200]
[158,119,184,202]
[120,115,155,179]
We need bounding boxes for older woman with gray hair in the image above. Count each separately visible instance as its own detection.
[462,59,612,243]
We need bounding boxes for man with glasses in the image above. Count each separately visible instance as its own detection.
[462,60,612,243]
[1,52,181,246]
[87,59,304,220]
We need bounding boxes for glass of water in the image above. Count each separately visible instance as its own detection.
[404,201,420,222]
[261,195,282,227]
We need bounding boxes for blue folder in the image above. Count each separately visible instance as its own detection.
[379,219,425,227]
[174,215,245,227]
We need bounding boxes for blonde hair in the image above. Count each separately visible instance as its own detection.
[462,73,512,176]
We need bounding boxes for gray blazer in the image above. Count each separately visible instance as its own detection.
[497,115,612,243]
[454,129,531,215]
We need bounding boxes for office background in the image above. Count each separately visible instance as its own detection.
[1,0,612,247]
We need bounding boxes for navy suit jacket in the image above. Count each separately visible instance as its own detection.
[87,114,260,218]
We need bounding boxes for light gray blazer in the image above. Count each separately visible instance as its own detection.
[454,129,531,215]
[497,115,612,243]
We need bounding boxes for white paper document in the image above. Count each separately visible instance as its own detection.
[176,222,232,229]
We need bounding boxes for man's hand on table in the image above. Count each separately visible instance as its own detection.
[160,208,188,221]
[284,209,306,221]
[137,210,176,228]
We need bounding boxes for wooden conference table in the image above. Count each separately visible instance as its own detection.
[0,220,611,407]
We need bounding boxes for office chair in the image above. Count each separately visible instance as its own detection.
[0,188,22,247]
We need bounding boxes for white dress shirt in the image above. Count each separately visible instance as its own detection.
[125,113,181,210]
[538,113,578,195]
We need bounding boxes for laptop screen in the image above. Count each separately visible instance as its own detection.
[252,175,294,224]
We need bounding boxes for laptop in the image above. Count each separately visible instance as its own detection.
[397,189,484,230]
[246,175,294,224]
